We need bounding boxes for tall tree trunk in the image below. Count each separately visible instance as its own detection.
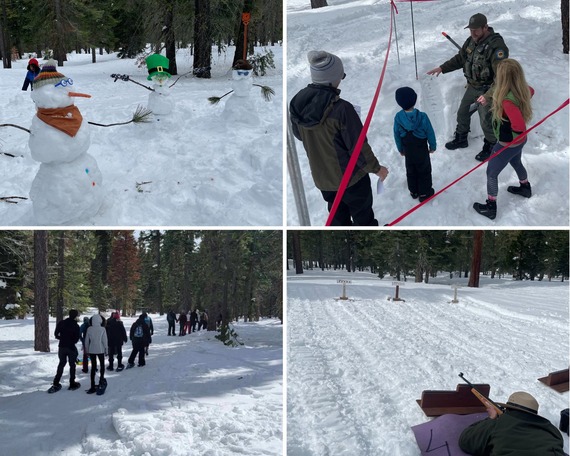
[153,231,163,314]
[56,232,65,323]
[164,0,178,75]
[193,0,211,78]
[54,0,66,65]
[34,231,50,352]
[0,0,11,68]
[468,231,483,288]
[563,0,569,54]
[292,231,303,274]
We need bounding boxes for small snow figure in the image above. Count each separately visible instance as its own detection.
[145,54,174,117]
[28,60,103,225]
[221,59,259,126]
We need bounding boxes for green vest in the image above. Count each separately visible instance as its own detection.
[492,91,520,140]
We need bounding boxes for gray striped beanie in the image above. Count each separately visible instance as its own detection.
[308,51,344,86]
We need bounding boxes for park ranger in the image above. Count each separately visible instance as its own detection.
[427,13,509,161]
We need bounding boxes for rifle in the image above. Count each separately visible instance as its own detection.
[459,372,505,415]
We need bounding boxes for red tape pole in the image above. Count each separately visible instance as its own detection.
[325,0,398,226]
[386,98,570,226]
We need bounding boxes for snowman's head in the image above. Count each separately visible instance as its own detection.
[232,59,253,81]
[32,60,90,109]
[151,73,169,87]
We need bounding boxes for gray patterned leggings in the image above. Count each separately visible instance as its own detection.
[486,139,528,198]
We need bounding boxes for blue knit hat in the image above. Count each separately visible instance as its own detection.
[395,87,417,110]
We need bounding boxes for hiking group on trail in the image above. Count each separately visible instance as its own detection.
[49,309,155,395]
[290,12,536,224]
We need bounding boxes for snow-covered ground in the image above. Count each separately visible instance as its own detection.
[287,269,569,455]
[0,315,283,455]
[0,45,282,226]
[287,0,569,226]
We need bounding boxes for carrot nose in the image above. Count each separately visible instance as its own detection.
[68,92,91,98]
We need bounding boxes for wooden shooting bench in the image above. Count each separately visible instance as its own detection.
[538,369,569,393]
[417,383,491,417]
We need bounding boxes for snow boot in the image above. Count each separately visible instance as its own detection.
[126,363,135,369]
[445,132,468,150]
[419,188,435,203]
[410,192,419,199]
[69,381,81,391]
[507,181,532,198]
[473,199,497,220]
[48,383,62,394]
[86,386,97,394]
[475,139,496,161]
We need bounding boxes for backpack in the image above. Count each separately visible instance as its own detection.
[133,323,144,338]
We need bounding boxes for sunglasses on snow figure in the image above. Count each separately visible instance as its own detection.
[54,78,73,88]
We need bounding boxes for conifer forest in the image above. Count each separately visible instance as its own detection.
[0,230,282,323]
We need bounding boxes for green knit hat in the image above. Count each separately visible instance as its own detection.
[33,59,67,89]
[146,54,171,81]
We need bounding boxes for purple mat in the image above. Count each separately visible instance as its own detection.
[411,413,487,456]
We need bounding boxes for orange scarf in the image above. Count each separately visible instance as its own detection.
[36,105,83,137]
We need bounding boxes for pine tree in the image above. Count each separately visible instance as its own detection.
[109,231,141,315]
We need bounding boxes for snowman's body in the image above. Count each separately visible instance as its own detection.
[28,65,103,225]
[222,70,259,126]
[148,83,173,116]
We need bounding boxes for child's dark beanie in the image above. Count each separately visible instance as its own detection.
[395,86,417,110]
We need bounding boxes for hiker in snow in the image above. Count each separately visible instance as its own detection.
[167,309,177,336]
[142,312,154,355]
[216,312,223,329]
[459,391,565,455]
[427,13,509,161]
[106,311,127,371]
[178,310,188,336]
[200,310,209,330]
[79,316,90,373]
[50,309,81,392]
[85,313,108,394]
[473,58,534,220]
[190,309,199,332]
[127,314,152,367]
[185,310,192,335]
[393,87,437,203]
[289,50,389,226]
[22,58,40,91]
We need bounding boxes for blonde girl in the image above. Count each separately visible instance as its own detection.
[473,58,534,220]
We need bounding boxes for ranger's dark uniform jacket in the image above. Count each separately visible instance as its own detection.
[459,409,565,456]
[440,27,508,89]
[290,84,381,192]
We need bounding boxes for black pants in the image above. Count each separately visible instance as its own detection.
[81,343,89,372]
[108,344,123,367]
[321,174,378,226]
[53,346,78,385]
[89,353,105,388]
[128,339,146,366]
[401,131,433,197]
[168,321,176,335]
[179,322,186,335]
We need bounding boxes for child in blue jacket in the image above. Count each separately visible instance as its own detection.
[22,58,40,91]
[393,87,436,202]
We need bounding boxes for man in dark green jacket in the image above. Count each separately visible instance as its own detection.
[290,50,389,226]
[459,391,565,455]
[427,13,509,161]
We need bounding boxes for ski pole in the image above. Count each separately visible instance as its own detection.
[442,32,461,50]
[110,74,155,92]
[459,372,504,415]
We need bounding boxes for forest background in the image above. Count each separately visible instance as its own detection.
[0,231,283,335]
[288,230,570,283]
[0,0,282,76]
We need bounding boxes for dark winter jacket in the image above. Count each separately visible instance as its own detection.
[144,315,154,335]
[393,108,437,154]
[167,311,176,323]
[289,84,381,191]
[130,317,152,345]
[440,27,508,88]
[22,65,40,91]
[80,317,90,344]
[178,313,188,325]
[459,409,565,456]
[106,318,128,346]
[54,316,81,349]
[190,310,198,324]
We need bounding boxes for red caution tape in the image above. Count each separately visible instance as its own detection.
[386,98,570,226]
[325,0,398,226]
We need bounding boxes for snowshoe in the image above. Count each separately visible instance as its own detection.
[116,365,125,372]
[86,387,97,394]
[126,363,135,369]
[96,379,108,396]
[68,382,81,391]
[48,384,62,394]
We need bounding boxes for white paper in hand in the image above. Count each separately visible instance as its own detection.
[376,177,384,195]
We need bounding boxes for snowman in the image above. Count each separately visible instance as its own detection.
[221,59,259,126]
[28,60,103,225]
[145,54,174,118]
